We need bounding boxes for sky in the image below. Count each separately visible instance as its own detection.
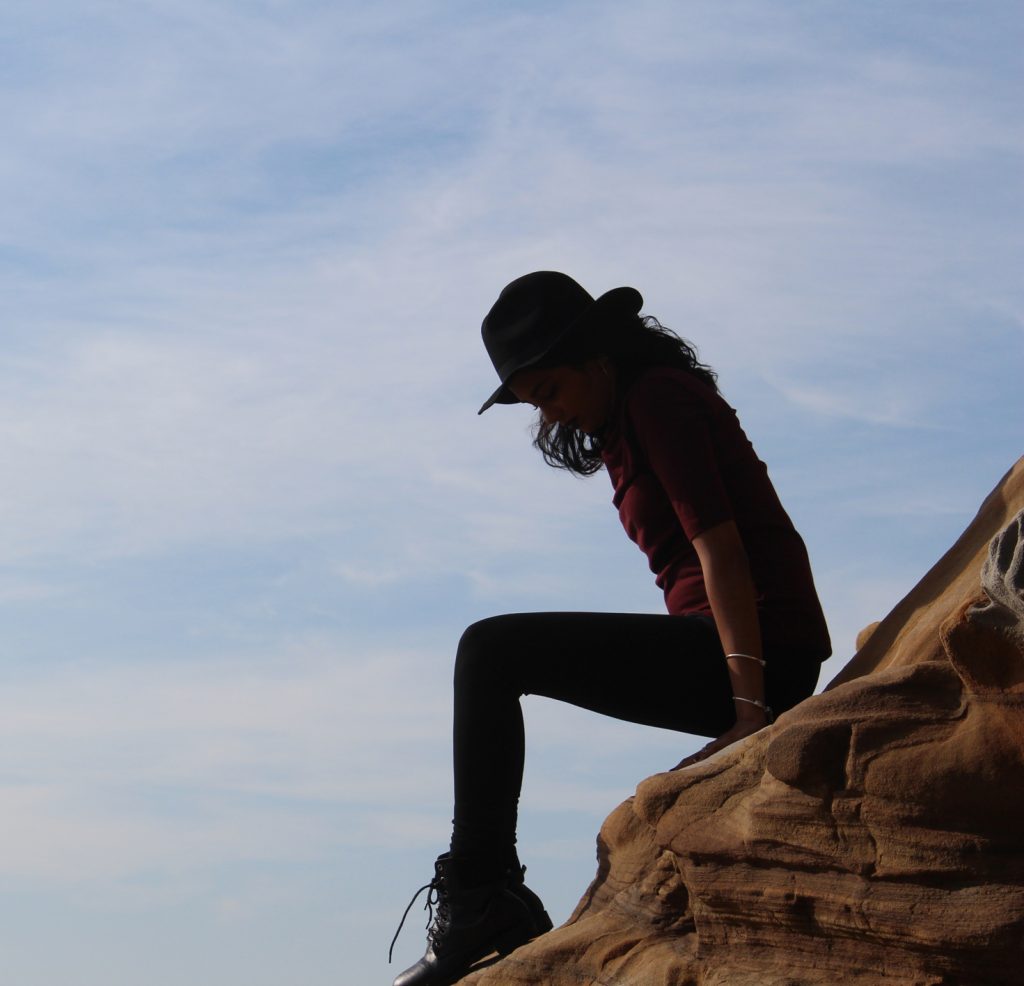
[1,1,1022,983]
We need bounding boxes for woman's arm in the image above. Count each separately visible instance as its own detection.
[674,518,770,768]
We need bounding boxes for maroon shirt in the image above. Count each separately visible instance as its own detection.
[601,367,831,662]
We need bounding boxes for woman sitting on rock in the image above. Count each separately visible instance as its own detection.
[391,271,831,986]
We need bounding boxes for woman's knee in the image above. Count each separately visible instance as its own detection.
[454,615,523,690]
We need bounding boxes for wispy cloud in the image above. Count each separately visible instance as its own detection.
[0,642,451,880]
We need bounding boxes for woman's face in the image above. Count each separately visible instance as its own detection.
[507,359,616,434]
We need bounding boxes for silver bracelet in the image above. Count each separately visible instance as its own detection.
[726,652,765,666]
[733,695,774,723]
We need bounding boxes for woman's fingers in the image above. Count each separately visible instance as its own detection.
[671,717,769,770]
[672,739,720,770]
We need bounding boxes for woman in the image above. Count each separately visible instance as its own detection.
[390,271,831,986]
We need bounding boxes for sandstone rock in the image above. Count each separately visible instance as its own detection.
[463,458,1024,986]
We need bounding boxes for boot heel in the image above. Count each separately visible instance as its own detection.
[491,895,544,958]
[492,922,534,957]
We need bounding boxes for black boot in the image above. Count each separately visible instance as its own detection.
[390,853,552,986]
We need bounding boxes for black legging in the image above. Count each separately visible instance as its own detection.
[450,611,820,864]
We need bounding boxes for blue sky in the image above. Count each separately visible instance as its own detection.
[1,1,1021,983]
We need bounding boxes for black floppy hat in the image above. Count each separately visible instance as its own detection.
[477,271,643,414]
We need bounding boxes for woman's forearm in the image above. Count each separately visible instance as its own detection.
[692,520,767,719]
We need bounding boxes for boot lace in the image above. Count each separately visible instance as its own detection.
[388,869,451,963]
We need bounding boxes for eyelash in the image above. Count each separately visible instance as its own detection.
[530,386,556,409]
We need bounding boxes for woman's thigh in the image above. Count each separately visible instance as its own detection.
[457,611,821,739]
[457,611,736,739]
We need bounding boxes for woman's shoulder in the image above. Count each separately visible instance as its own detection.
[620,365,722,419]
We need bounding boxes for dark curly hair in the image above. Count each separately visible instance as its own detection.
[531,314,717,476]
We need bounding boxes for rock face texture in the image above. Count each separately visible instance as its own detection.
[464,457,1024,986]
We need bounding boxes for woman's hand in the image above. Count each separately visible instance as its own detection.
[671,706,769,770]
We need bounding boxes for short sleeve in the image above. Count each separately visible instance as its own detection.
[622,373,734,542]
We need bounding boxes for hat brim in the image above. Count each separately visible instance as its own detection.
[477,285,642,414]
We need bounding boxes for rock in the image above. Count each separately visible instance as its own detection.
[463,458,1024,986]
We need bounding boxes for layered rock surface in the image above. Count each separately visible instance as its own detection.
[464,457,1024,986]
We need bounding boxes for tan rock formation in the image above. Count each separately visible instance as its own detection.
[464,457,1024,986]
